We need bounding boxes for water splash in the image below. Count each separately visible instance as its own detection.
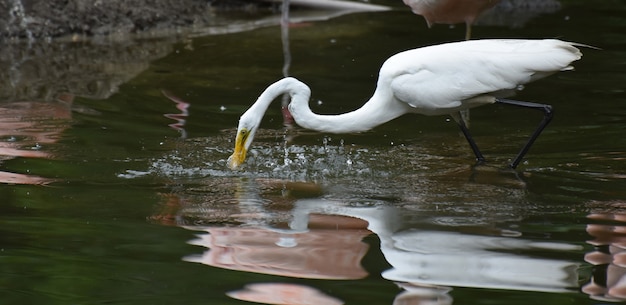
[140,136,382,182]
[119,127,478,184]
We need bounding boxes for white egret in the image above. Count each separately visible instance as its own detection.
[228,39,584,170]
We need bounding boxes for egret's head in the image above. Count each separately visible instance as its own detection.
[227,113,260,170]
[227,77,302,170]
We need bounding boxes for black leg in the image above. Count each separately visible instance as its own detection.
[495,98,554,169]
[454,113,486,164]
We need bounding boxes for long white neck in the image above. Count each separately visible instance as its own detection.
[253,77,407,133]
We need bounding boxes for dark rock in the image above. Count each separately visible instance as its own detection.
[0,0,268,40]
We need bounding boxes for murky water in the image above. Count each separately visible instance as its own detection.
[1,1,626,304]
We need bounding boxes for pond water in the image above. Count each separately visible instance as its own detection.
[2,1,626,304]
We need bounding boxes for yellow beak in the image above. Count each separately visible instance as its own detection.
[227,129,248,170]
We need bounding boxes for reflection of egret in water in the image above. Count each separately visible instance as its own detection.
[228,39,584,170]
[582,200,626,302]
[393,282,453,305]
[0,95,73,184]
[381,230,580,293]
[285,199,581,297]
[148,173,582,304]
[402,0,499,40]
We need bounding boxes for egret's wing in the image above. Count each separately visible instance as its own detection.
[386,39,582,115]
[390,69,464,113]
[389,63,505,115]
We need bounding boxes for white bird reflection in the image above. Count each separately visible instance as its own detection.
[288,199,581,294]
[169,177,583,304]
[381,230,580,293]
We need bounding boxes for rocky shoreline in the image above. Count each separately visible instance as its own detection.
[0,0,276,40]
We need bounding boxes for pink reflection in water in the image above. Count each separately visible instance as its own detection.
[583,201,626,302]
[184,213,370,280]
[227,283,343,305]
[162,90,189,138]
[0,96,72,184]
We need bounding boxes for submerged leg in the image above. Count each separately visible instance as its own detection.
[495,98,554,169]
